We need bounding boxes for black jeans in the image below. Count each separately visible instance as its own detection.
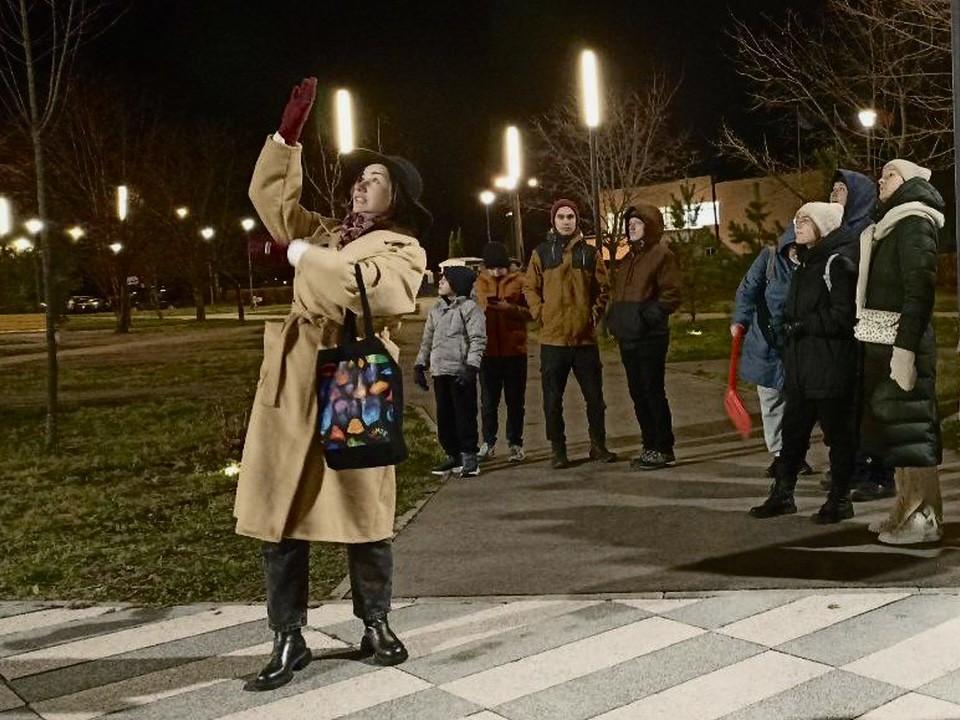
[480,355,527,447]
[434,374,479,456]
[780,392,856,494]
[262,538,393,630]
[540,344,606,444]
[619,343,675,453]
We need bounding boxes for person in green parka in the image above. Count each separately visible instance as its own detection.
[855,159,945,545]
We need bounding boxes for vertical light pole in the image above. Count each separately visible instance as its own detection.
[241,217,257,307]
[505,125,525,261]
[200,226,216,305]
[952,0,960,317]
[479,191,495,243]
[336,88,355,154]
[580,49,603,248]
[0,197,11,237]
[858,108,877,177]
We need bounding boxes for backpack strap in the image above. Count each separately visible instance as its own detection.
[823,253,839,292]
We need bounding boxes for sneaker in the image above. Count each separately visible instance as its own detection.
[878,507,942,545]
[851,481,896,502]
[478,442,496,462]
[459,452,480,478]
[630,449,669,471]
[508,444,526,462]
[430,456,462,476]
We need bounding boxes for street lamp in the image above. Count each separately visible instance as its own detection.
[241,217,257,307]
[175,206,189,219]
[200,226,215,241]
[10,237,33,253]
[116,185,129,221]
[335,88,355,154]
[66,226,85,241]
[503,126,525,260]
[579,49,603,247]
[858,108,878,176]
[24,218,44,235]
[478,191,495,243]
[0,197,10,236]
[109,242,123,254]
[527,177,539,188]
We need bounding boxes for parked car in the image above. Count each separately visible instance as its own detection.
[66,295,111,313]
[130,286,176,311]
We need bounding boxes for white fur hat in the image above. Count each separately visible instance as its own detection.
[795,202,844,237]
[883,159,932,182]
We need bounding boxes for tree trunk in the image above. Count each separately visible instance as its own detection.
[33,132,59,453]
[193,285,206,321]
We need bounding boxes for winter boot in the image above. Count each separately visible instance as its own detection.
[589,436,617,463]
[243,629,312,691]
[551,441,570,469]
[811,492,854,524]
[459,452,480,477]
[360,615,409,666]
[749,464,798,518]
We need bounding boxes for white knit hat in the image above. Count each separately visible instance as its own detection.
[794,202,844,237]
[884,159,932,182]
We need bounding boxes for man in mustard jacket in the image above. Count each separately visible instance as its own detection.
[524,198,615,468]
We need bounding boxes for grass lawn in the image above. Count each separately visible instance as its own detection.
[0,320,440,605]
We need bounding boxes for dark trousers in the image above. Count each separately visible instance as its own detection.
[480,355,527,447]
[434,374,479,456]
[780,393,856,494]
[619,344,675,453]
[262,538,393,630]
[540,344,606,444]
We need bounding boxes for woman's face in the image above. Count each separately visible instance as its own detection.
[352,163,393,214]
[877,166,904,203]
[793,214,820,246]
[829,182,848,207]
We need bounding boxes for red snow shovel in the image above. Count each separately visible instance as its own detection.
[725,325,752,439]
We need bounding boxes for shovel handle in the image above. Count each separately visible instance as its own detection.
[728,326,745,389]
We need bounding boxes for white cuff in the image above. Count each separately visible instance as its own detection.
[287,239,311,268]
[271,132,301,148]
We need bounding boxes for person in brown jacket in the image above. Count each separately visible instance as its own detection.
[524,198,615,468]
[607,205,681,470]
[475,241,531,463]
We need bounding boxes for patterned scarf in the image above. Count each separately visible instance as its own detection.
[337,211,384,248]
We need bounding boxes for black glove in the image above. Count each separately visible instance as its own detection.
[782,320,806,339]
[457,365,479,387]
[414,364,429,391]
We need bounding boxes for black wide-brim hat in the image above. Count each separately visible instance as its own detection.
[345,148,433,234]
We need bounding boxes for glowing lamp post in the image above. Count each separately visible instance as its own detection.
[503,125,525,260]
[336,89,355,154]
[0,197,11,237]
[858,108,878,176]
[66,226,85,241]
[109,242,123,254]
[175,206,189,220]
[479,190,495,243]
[241,217,257,307]
[116,185,129,221]
[24,218,44,236]
[580,49,603,247]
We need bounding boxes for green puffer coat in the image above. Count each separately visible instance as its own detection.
[858,177,944,467]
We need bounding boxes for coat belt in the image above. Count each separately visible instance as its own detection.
[260,307,342,408]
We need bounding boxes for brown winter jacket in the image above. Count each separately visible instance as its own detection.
[475,270,530,357]
[607,204,681,348]
[523,230,610,347]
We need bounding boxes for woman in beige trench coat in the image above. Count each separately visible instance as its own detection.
[235,78,428,692]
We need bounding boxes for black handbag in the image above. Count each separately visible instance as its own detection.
[315,265,408,470]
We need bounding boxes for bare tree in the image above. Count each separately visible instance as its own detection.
[724,0,951,174]
[531,74,694,261]
[0,0,121,451]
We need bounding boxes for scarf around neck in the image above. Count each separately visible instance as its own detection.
[338,211,385,248]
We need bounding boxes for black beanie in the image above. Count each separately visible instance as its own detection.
[443,265,476,297]
[482,241,510,269]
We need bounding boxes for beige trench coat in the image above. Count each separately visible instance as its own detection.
[234,137,426,543]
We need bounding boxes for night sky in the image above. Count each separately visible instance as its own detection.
[81,0,825,259]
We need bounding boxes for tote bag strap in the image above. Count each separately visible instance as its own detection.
[354,264,376,339]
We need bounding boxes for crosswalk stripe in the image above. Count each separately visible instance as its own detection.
[618,598,703,614]
[843,615,960,689]
[857,692,960,719]
[31,630,346,720]
[718,593,910,647]
[440,616,702,706]
[215,668,430,720]
[590,650,830,720]
[0,606,264,680]
[0,606,123,639]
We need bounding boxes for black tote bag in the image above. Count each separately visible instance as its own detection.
[315,264,408,470]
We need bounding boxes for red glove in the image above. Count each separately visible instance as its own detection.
[277,77,317,146]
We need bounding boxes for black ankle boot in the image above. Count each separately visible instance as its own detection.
[551,441,570,469]
[360,615,408,666]
[589,438,617,463]
[243,629,311,692]
[749,480,797,519]
[811,493,854,524]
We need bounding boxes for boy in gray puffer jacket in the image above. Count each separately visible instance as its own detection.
[414,265,487,477]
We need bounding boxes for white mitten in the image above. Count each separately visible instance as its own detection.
[286,239,311,268]
[890,346,917,391]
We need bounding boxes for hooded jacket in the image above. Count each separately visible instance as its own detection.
[858,177,944,467]
[415,295,487,376]
[782,226,858,398]
[475,270,530,357]
[835,169,878,239]
[606,205,681,350]
[523,229,610,346]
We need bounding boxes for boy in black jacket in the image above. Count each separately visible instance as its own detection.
[750,202,859,524]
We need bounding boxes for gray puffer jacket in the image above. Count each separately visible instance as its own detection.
[415,296,487,375]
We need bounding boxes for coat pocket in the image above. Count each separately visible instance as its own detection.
[606,301,646,342]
